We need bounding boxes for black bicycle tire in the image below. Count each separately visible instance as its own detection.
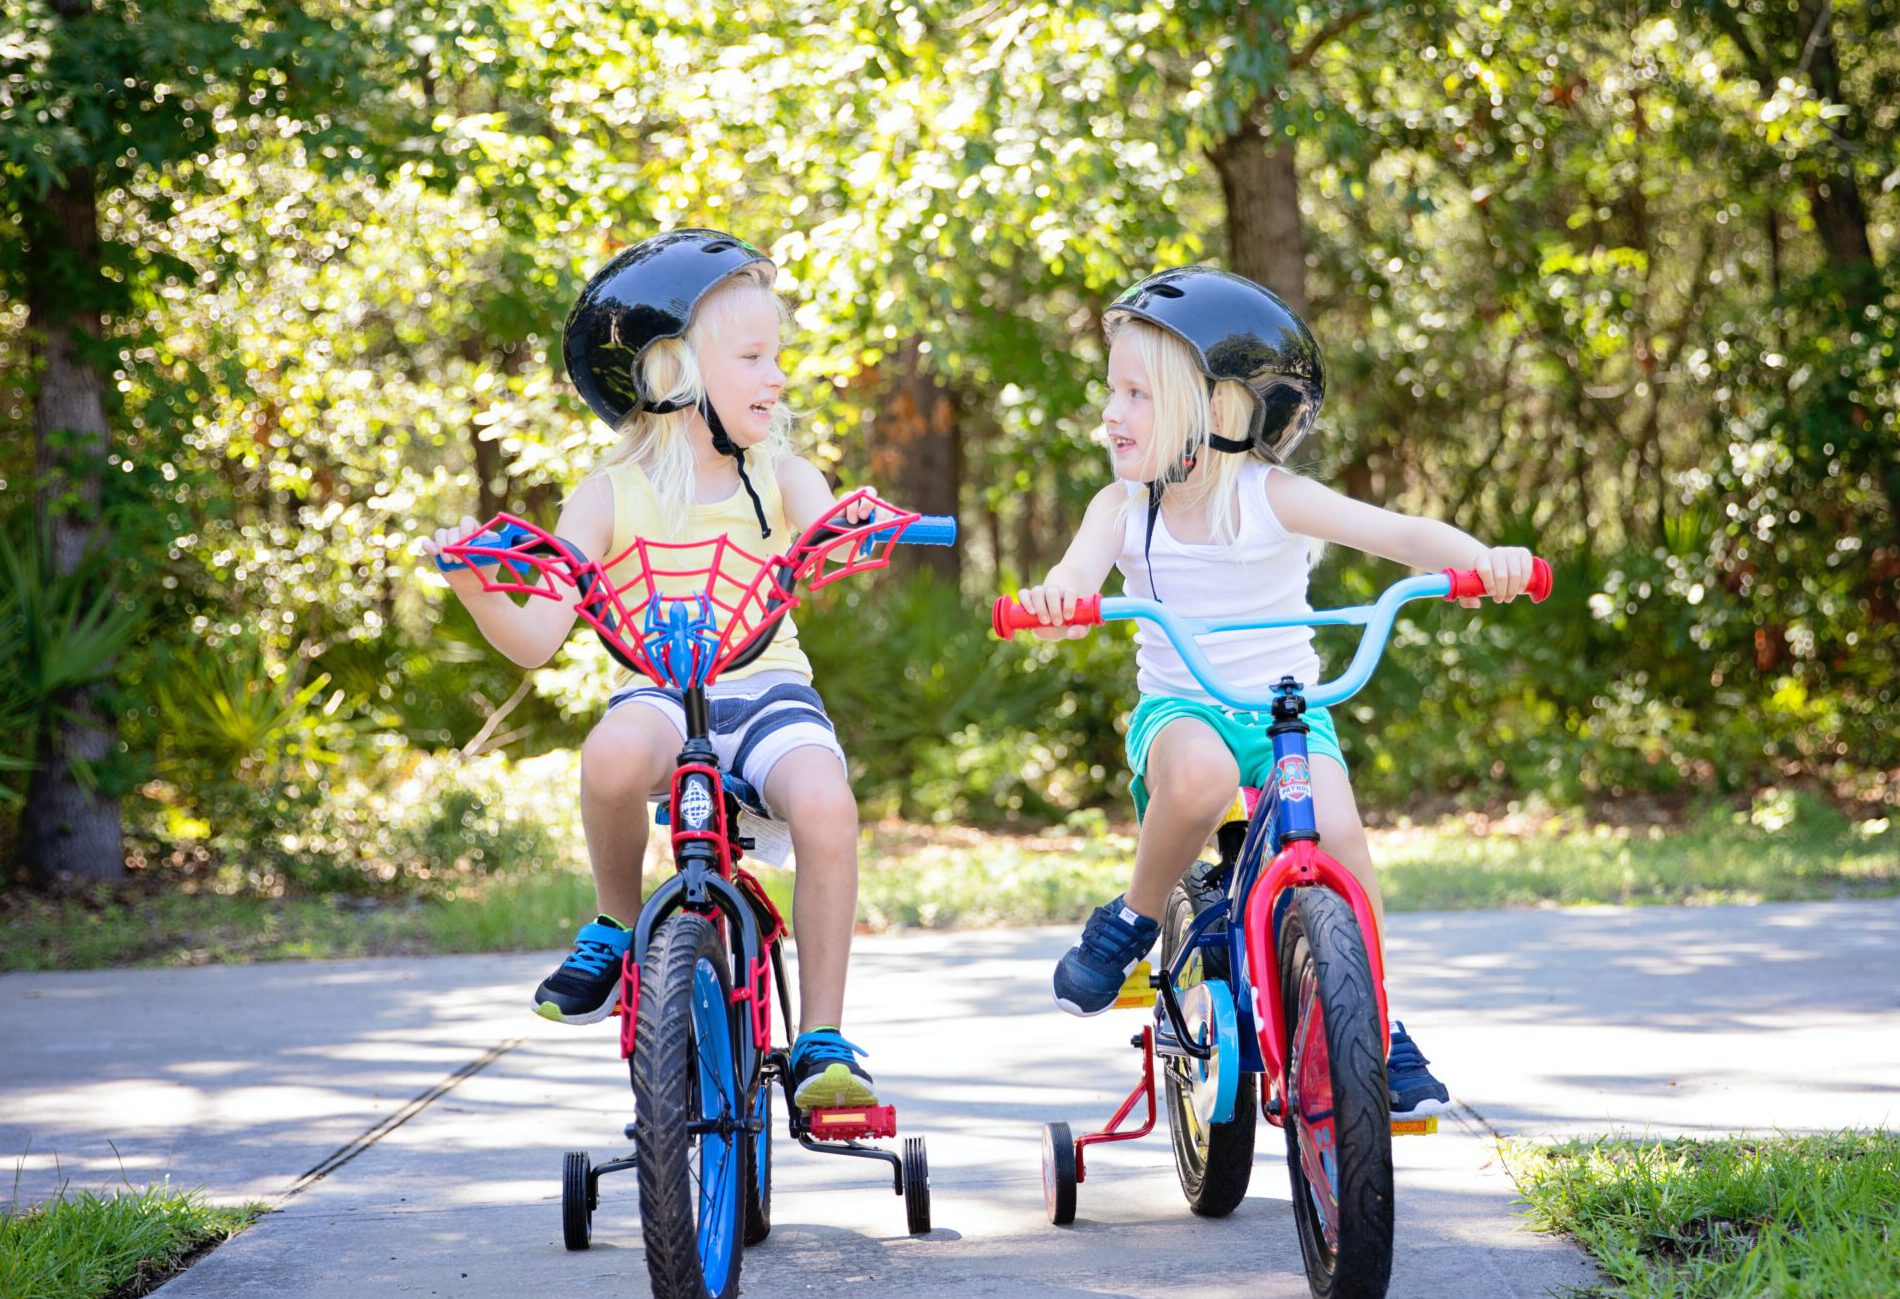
[1161,881,1256,1217]
[561,1150,592,1251]
[631,914,749,1299]
[1278,888,1395,1299]
[742,1078,772,1246]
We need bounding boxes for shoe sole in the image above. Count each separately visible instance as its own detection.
[1052,990,1116,1018]
[1388,1095,1452,1118]
[793,1064,878,1111]
[533,993,617,1026]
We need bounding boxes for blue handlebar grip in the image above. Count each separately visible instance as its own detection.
[853,515,959,556]
[899,515,958,546]
[435,522,538,579]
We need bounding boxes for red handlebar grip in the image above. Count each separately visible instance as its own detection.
[991,594,1103,639]
[1442,557,1553,604]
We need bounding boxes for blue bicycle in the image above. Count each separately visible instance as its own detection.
[994,559,1551,1299]
[442,491,953,1299]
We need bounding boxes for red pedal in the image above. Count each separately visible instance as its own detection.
[807,1104,897,1140]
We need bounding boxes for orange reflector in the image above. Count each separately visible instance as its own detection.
[1391,1115,1439,1136]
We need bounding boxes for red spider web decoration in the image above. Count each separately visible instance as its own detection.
[442,490,923,689]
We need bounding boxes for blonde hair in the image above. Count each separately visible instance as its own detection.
[583,265,793,535]
[1108,317,1256,546]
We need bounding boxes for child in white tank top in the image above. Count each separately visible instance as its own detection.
[1014,267,1538,1115]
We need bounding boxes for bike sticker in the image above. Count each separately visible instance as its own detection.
[681,779,714,829]
[1277,754,1313,803]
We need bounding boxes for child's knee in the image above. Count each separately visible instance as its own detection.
[1149,745,1239,813]
[777,762,858,831]
[581,723,667,799]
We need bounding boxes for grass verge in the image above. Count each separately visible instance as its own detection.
[3,792,1891,972]
[0,1186,259,1299]
[1511,1132,1900,1298]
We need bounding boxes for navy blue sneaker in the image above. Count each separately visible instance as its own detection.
[1387,1020,1450,1115]
[789,1028,878,1109]
[533,915,632,1024]
[1053,896,1161,1017]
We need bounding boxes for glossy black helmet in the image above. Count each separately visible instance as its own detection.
[1104,266,1325,463]
[562,228,775,429]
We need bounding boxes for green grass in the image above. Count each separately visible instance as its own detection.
[1376,791,1897,911]
[0,1187,259,1299]
[1511,1132,1900,1298]
[2,793,1891,972]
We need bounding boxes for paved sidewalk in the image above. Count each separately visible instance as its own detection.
[10,899,1891,1297]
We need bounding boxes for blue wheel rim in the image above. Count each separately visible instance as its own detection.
[692,957,741,1291]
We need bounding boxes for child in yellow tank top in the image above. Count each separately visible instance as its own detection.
[426,230,881,1109]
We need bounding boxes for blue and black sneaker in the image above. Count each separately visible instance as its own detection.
[1387,1020,1451,1116]
[789,1028,878,1110]
[533,915,632,1024]
[1053,895,1161,1017]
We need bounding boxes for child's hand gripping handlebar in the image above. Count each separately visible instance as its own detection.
[990,558,1553,711]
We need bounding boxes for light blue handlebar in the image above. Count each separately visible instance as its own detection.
[1097,572,1454,710]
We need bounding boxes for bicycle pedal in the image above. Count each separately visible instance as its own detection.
[1390,1115,1439,1136]
[807,1104,897,1141]
[1112,961,1157,1009]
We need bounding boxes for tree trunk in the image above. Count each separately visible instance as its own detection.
[1209,119,1310,314]
[17,147,125,884]
[867,338,961,583]
[1795,0,1878,310]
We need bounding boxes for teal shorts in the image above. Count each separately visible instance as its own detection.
[1126,694,1347,821]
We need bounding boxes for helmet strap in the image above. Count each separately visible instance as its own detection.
[1206,433,1251,454]
[1143,481,1165,604]
[700,397,772,539]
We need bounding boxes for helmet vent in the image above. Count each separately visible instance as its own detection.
[1150,283,1185,299]
[704,240,736,253]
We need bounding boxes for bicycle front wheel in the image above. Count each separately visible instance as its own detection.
[631,913,749,1299]
[1278,888,1394,1299]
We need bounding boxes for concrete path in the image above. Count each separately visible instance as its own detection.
[9,898,1892,1296]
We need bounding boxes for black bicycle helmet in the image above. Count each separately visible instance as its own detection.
[1104,266,1325,465]
[563,228,775,428]
[561,229,780,535]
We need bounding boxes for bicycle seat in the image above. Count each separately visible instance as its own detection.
[1222,787,1263,827]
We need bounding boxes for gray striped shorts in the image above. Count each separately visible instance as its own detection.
[603,669,846,817]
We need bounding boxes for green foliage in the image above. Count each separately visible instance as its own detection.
[801,570,1130,821]
[0,532,144,803]
[2,0,1895,886]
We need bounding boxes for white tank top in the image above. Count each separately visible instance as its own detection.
[1116,460,1323,704]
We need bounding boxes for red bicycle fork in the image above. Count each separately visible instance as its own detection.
[1247,839,1390,1118]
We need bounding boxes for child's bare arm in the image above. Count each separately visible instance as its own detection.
[1266,471,1535,604]
[417,476,614,667]
[1016,483,1125,638]
[776,456,877,535]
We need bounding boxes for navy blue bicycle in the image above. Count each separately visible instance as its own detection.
[995,558,1551,1299]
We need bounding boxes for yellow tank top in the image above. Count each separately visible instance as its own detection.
[600,458,814,684]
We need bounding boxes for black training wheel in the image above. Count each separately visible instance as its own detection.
[1042,1121,1078,1225]
[561,1150,592,1250]
[903,1136,932,1235]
